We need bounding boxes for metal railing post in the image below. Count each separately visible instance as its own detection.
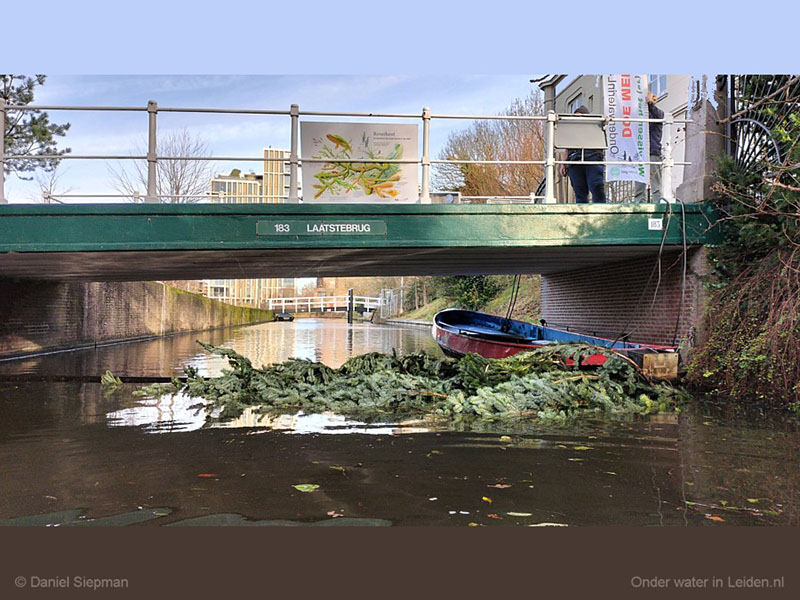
[420,106,431,204]
[0,98,6,204]
[661,113,675,202]
[544,110,557,203]
[347,288,354,324]
[146,100,158,203]
[288,104,300,203]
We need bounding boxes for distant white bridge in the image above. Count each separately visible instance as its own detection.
[267,295,381,314]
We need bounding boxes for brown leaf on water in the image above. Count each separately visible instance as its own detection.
[487,483,512,489]
[197,473,217,478]
[487,513,502,520]
[705,514,725,522]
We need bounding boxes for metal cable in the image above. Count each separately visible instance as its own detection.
[610,201,674,346]
[671,198,688,346]
[501,274,521,332]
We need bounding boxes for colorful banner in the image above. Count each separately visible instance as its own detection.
[300,122,418,203]
[603,75,649,183]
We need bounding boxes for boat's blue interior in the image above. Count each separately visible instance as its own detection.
[436,309,647,349]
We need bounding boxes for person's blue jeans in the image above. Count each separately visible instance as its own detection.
[567,164,606,203]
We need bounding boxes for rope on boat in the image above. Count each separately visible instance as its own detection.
[671,197,688,346]
[609,197,689,349]
[610,201,674,347]
[501,274,522,332]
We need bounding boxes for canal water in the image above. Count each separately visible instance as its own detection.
[0,319,797,526]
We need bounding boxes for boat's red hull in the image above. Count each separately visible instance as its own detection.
[433,323,610,365]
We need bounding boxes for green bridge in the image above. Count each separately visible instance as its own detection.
[0,202,720,281]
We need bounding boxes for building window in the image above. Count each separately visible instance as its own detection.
[568,94,583,113]
[648,74,667,98]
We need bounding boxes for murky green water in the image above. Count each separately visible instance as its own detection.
[0,319,797,526]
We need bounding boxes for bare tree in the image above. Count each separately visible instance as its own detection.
[433,91,546,198]
[28,165,73,203]
[108,128,216,203]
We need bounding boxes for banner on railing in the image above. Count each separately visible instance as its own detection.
[300,122,418,203]
[603,75,649,183]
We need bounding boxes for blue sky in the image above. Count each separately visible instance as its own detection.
[4,0,796,201]
[5,74,538,201]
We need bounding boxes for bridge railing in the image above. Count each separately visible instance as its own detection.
[268,296,381,312]
[0,99,690,205]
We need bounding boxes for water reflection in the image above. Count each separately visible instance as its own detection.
[0,319,798,526]
[0,319,440,378]
[106,396,433,435]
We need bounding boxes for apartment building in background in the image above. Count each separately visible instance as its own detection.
[203,149,295,307]
[554,75,690,201]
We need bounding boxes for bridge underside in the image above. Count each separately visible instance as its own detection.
[0,245,686,281]
[0,203,718,281]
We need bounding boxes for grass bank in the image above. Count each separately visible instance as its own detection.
[397,275,541,323]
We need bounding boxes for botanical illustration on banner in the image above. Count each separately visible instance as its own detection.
[300,122,419,202]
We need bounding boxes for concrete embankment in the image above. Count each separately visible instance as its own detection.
[0,280,272,359]
[381,319,432,329]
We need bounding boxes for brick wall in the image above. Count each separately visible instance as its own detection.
[541,248,710,348]
[0,280,272,358]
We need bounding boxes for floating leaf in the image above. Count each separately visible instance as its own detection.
[704,514,725,522]
[487,483,512,489]
[327,510,343,518]
[482,496,493,504]
[507,512,533,517]
[487,513,502,520]
[293,484,320,493]
[197,473,217,478]
[499,436,512,442]
[747,498,759,504]
[330,466,346,472]
[528,522,568,527]
[573,446,593,451]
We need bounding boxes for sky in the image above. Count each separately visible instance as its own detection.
[4,0,796,201]
[4,74,538,202]
[5,0,796,201]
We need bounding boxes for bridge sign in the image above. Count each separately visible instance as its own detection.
[257,220,387,236]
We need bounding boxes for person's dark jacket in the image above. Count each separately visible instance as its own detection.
[567,148,604,162]
[649,102,664,156]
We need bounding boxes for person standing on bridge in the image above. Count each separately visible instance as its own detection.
[634,92,665,202]
[559,106,606,203]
